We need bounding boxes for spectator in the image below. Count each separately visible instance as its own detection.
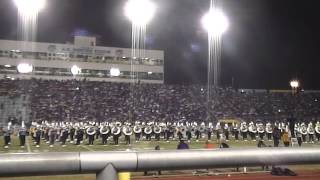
[177,140,189,150]
[204,140,214,149]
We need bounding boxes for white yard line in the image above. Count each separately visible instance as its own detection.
[26,137,32,153]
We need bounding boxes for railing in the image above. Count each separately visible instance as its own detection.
[1,148,320,180]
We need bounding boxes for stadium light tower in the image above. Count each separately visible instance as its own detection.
[290,80,299,94]
[201,8,229,37]
[71,65,81,76]
[13,0,46,16]
[17,63,33,74]
[124,0,156,26]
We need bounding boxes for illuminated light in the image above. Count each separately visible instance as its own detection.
[124,0,156,25]
[110,68,121,77]
[290,80,299,89]
[201,8,229,36]
[278,109,281,113]
[315,99,318,102]
[17,63,33,73]
[4,64,12,68]
[147,71,153,75]
[13,0,46,16]
[122,56,126,59]
[71,65,81,75]
[133,57,137,59]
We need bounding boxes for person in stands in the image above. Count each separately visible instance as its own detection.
[204,140,214,149]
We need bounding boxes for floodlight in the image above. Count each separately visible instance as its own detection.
[124,0,156,25]
[13,0,46,16]
[110,68,121,77]
[17,63,33,73]
[4,64,12,68]
[147,72,153,75]
[290,80,299,89]
[202,8,229,36]
[71,65,81,75]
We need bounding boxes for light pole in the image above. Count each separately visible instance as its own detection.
[289,79,299,140]
[201,0,229,122]
[290,80,299,95]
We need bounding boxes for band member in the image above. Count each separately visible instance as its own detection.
[186,128,192,141]
[87,126,96,145]
[112,125,121,145]
[300,123,308,142]
[100,125,110,145]
[240,122,248,141]
[123,126,133,145]
[224,124,230,141]
[60,128,69,146]
[44,126,50,143]
[265,122,273,141]
[257,122,265,140]
[154,125,161,141]
[19,121,27,148]
[144,125,152,141]
[216,122,221,140]
[49,126,57,147]
[134,125,142,142]
[315,121,320,141]
[207,127,212,140]
[95,126,100,140]
[273,126,281,147]
[233,123,240,141]
[3,122,11,149]
[307,122,315,143]
[195,127,200,140]
[69,126,75,143]
[75,127,84,145]
[248,122,257,141]
[35,127,42,148]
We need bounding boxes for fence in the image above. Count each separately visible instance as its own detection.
[1,148,320,180]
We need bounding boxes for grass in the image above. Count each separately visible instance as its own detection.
[1,136,320,180]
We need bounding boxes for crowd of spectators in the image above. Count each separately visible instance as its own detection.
[0,78,319,124]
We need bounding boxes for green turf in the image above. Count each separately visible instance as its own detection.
[1,136,319,153]
[1,136,320,180]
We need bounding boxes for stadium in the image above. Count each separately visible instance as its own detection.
[1,0,320,180]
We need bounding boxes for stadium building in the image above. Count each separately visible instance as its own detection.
[0,36,164,83]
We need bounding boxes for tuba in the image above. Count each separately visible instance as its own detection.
[257,124,265,133]
[144,126,152,135]
[307,124,315,134]
[240,123,248,132]
[133,125,142,133]
[153,126,162,134]
[266,124,273,134]
[111,126,121,135]
[300,126,308,135]
[100,125,110,135]
[315,125,320,134]
[123,126,133,136]
[86,126,96,135]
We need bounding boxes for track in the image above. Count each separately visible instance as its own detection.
[136,171,320,180]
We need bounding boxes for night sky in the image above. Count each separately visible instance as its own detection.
[0,0,319,89]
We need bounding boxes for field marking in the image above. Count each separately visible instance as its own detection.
[80,145,94,151]
[26,137,32,153]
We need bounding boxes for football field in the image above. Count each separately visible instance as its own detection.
[1,136,320,180]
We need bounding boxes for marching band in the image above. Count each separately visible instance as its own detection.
[2,120,320,148]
